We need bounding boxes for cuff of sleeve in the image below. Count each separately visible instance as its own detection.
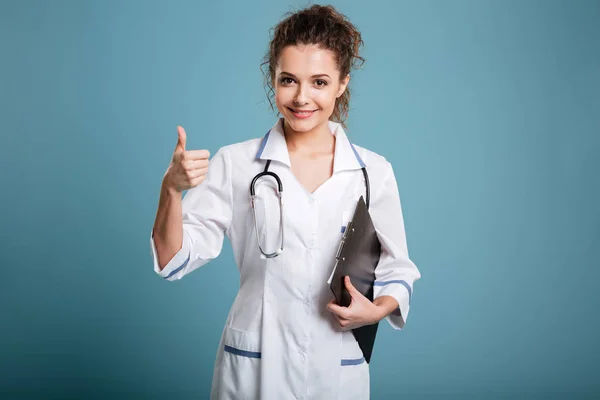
[374,282,411,330]
[150,229,191,280]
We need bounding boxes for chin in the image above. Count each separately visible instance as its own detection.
[286,119,317,132]
[283,113,328,133]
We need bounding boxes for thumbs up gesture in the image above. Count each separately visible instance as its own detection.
[163,126,210,193]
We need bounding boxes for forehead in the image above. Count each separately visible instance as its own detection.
[276,44,339,77]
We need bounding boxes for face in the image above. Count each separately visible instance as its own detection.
[274,44,350,135]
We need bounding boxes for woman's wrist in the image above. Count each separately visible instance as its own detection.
[372,296,399,322]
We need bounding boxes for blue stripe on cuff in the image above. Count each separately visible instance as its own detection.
[341,357,365,366]
[164,255,190,279]
[224,345,262,359]
[374,279,412,302]
[341,226,346,233]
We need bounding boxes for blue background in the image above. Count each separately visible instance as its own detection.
[1,0,599,398]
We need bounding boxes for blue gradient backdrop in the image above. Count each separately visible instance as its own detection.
[1,0,599,398]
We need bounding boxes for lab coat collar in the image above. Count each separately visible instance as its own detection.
[256,118,366,172]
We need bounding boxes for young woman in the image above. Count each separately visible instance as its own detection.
[151,4,421,399]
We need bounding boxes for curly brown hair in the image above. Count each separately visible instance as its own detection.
[261,4,365,128]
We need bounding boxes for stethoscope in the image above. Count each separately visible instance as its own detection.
[250,158,370,259]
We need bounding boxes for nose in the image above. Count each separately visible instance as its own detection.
[293,82,308,106]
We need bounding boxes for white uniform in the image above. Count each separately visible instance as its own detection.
[150,118,421,399]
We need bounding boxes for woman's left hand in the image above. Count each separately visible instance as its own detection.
[326,276,398,331]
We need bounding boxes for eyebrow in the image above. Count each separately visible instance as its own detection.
[280,72,331,79]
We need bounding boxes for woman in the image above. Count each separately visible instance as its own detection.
[151,4,421,399]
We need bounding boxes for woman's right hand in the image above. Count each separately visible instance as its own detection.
[162,126,210,193]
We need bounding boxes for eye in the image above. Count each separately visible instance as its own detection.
[315,79,327,87]
[280,77,295,85]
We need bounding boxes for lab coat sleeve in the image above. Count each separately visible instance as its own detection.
[371,162,421,330]
[150,147,234,281]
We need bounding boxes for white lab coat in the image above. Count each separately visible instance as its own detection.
[150,118,421,399]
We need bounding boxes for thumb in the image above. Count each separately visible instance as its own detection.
[345,276,359,296]
[175,125,186,152]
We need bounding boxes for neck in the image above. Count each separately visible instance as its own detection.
[282,119,334,153]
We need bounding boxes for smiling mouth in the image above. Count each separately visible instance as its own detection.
[287,107,318,116]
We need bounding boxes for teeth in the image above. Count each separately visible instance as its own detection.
[289,108,316,116]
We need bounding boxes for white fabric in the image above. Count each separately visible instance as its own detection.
[150,118,421,399]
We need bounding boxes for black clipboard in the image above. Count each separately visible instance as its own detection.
[328,195,381,363]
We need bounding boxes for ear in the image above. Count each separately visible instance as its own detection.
[336,74,350,98]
